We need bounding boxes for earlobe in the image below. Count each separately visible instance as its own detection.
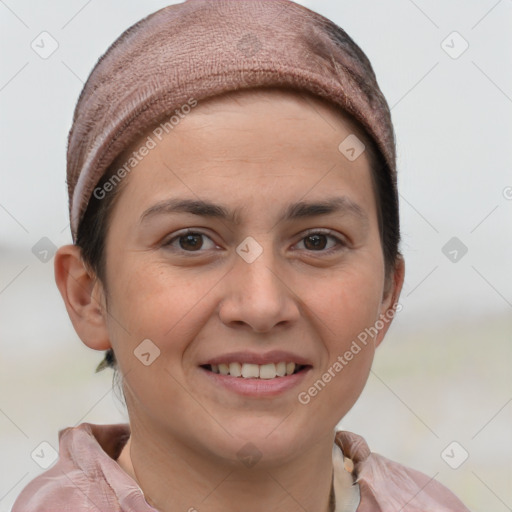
[375,255,406,349]
[54,244,111,351]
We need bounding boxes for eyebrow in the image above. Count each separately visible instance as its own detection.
[139,196,368,226]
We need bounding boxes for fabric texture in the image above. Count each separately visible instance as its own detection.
[67,0,397,242]
[12,422,471,512]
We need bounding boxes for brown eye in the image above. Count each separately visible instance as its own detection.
[295,231,344,253]
[303,234,328,250]
[179,233,204,251]
[163,230,217,252]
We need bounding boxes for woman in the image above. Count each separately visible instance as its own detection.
[13,0,470,510]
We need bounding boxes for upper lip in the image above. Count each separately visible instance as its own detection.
[200,350,312,367]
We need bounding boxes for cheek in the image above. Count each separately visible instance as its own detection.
[298,316,378,427]
[308,261,385,342]
[302,259,384,400]
[106,256,220,355]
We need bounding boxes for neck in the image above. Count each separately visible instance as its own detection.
[116,420,336,512]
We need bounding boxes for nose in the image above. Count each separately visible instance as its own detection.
[217,243,301,333]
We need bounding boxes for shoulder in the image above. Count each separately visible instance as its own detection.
[335,430,471,512]
[11,468,118,512]
[11,422,134,512]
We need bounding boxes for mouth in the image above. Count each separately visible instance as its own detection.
[200,362,310,379]
[198,351,312,397]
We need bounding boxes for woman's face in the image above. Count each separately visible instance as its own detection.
[100,89,402,464]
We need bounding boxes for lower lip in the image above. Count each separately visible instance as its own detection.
[200,366,311,397]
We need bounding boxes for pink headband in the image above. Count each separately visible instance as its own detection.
[67,0,396,242]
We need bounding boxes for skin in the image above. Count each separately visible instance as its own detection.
[55,88,405,512]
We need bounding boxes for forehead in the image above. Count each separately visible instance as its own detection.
[115,87,368,166]
[193,87,339,113]
[108,87,376,220]
[186,87,363,138]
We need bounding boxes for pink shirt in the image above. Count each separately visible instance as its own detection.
[12,422,470,511]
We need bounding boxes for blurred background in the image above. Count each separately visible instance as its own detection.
[1,1,511,511]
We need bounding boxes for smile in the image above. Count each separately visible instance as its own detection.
[202,362,307,379]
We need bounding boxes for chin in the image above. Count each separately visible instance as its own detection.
[208,415,314,466]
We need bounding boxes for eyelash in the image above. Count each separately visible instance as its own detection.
[161,228,347,255]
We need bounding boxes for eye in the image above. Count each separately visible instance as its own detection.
[294,230,346,252]
[162,230,217,252]
[162,229,346,254]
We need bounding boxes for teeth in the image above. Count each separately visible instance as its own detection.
[259,363,277,379]
[218,363,229,375]
[241,363,260,378]
[229,362,242,377]
[276,362,286,377]
[208,362,302,379]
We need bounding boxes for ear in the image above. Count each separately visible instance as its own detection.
[374,254,405,349]
[54,244,111,351]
